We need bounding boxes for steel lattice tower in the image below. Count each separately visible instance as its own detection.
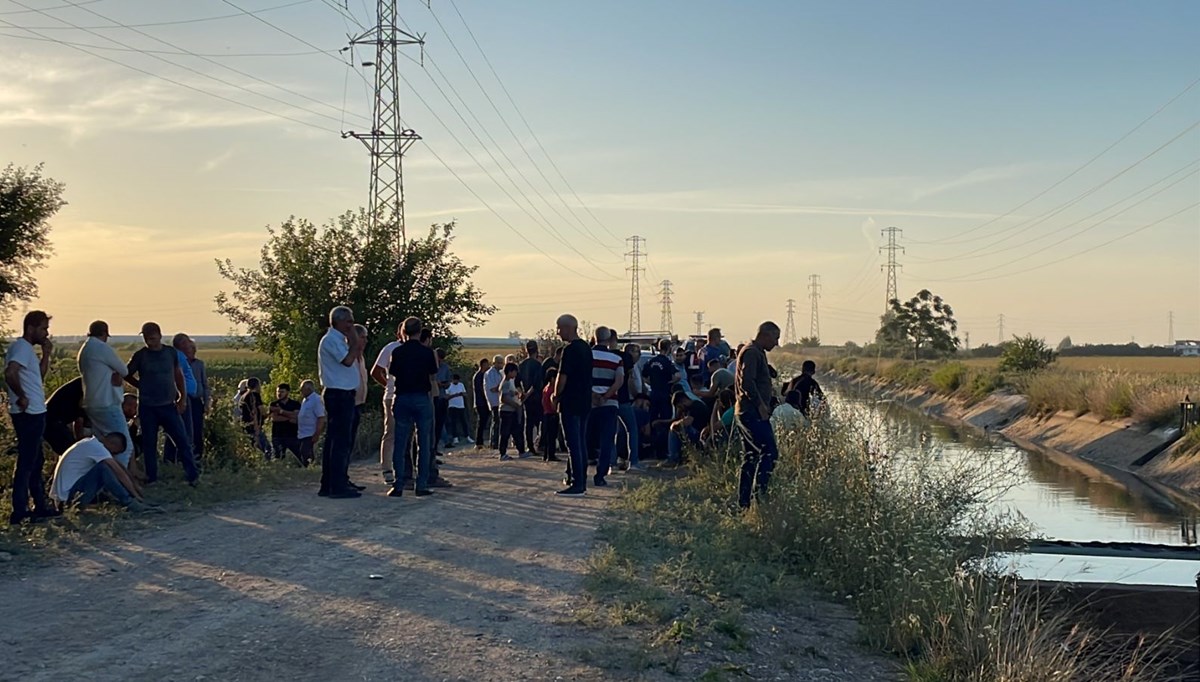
[345,0,423,254]
[808,274,821,341]
[880,226,904,309]
[784,299,798,346]
[626,236,645,334]
[658,279,674,335]
[693,311,705,336]
[998,314,1005,344]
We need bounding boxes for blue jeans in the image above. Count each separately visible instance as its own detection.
[561,411,589,490]
[320,388,357,493]
[391,393,434,491]
[737,414,779,508]
[139,403,198,484]
[616,402,641,466]
[9,411,48,518]
[68,461,133,507]
[589,405,619,480]
[667,425,700,463]
[86,404,132,467]
[163,399,193,463]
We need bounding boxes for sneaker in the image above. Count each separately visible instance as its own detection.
[127,500,164,514]
[518,451,533,459]
[386,486,404,497]
[414,489,434,497]
[544,454,562,462]
[555,487,586,497]
[328,488,362,499]
[31,507,63,521]
[452,438,460,446]
[627,463,645,472]
[465,437,475,444]
[593,476,608,487]
[430,477,454,489]
[499,454,513,462]
[383,469,395,485]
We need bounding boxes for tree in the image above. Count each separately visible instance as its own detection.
[215,211,494,384]
[1000,334,1056,372]
[799,336,821,348]
[0,164,66,322]
[875,289,959,359]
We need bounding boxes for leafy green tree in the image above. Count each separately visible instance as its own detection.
[0,164,66,323]
[215,211,494,385]
[799,336,821,348]
[1000,335,1056,372]
[875,289,959,359]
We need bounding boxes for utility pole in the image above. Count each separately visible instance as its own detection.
[880,226,904,310]
[808,274,821,341]
[997,314,1005,344]
[658,279,674,335]
[784,299,798,346]
[344,0,424,255]
[693,311,705,336]
[626,236,645,334]
[964,331,971,352]
[1169,310,1175,345]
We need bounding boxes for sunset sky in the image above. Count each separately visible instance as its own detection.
[3,0,1198,346]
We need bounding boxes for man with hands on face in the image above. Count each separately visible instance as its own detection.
[4,310,59,525]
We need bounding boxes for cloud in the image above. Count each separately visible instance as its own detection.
[199,149,235,173]
[910,162,1053,201]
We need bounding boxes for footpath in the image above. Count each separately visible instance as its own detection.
[0,449,897,682]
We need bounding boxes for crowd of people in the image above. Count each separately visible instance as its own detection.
[5,306,825,524]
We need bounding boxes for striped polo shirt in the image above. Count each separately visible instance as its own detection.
[590,345,623,408]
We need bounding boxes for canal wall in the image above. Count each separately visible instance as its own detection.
[829,371,1200,509]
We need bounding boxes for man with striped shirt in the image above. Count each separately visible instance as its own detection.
[588,326,624,487]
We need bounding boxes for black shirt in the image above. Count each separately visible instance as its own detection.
[240,391,264,430]
[790,374,824,416]
[558,338,594,416]
[388,340,438,395]
[46,376,86,425]
[644,354,675,395]
[472,369,488,408]
[683,400,710,429]
[542,357,559,372]
[617,351,635,404]
[270,398,301,439]
[518,357,545,403]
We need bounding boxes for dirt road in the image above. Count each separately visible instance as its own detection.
[0,451,896,681]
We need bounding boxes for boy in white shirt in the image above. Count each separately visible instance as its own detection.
[445,373,470,446]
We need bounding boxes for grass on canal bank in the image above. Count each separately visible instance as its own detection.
[583,414,1184,681]
[831,356,1197,430]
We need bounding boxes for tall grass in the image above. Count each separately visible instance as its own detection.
[587,414,1182,680]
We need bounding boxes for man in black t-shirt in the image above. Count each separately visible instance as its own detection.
[240,377,268,456]
[552,314,593,497]
[642,339,680,423]
[44,376,87,456]
[386,316,439,497]
[269,383,302,461]
[786,360,826,417]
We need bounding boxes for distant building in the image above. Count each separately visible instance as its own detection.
[1174,340,1200,357]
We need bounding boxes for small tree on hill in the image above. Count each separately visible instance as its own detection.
[875,289,959,359]
[799,336,821,348]
[1000,335,1056,372]
[0,164,66,326]
[216,212,494,384]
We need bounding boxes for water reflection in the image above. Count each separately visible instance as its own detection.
[829,388,1195,547]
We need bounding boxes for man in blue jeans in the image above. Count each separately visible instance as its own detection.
[734,321,782,509]
[318,306,366,499]
[587,327,624,486]
[49,433,158,513]
[126,322,199,486]
[5,310,59,525]
[386,316,439,497]
[552,314,594,496]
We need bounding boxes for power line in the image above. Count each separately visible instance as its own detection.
[5,0,314,28]
[0,31,334,56]
[0,0,104,14]
[911,74,1200,246]
[441,0,623,243]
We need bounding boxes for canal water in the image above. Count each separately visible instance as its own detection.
[828,386,1198,587]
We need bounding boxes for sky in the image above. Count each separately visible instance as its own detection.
[2,0,1198,346]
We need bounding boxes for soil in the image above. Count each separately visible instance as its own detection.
[0,450,899,681]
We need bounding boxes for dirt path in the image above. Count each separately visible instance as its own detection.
[0,451,897,681]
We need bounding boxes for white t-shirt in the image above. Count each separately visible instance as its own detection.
[373,340,402,402]
[771,402,807,431]
[483,367,502,408]
[318,329,359,391]
[297,392,327,439]
[4,338,46,415]
[447,382,466,409]
[78,336,127,410]
[50,436,112,501]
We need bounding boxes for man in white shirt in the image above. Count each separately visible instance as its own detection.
[484,354,503,449]
[370,323,403,485]
[296,380,326,467]
[317,306,365,498]
[77,320,133,467]
[49,433,154,512]
[5,310,56,525]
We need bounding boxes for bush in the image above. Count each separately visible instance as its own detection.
[999,335,1056,373]
[966,370,1004,403]
[930,362,968,394]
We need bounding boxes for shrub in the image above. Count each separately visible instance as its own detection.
[999,335,1056,373]
[930,362,968,394]
[966,369,1004,403]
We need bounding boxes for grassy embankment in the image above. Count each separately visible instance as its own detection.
[582,412,1184,681]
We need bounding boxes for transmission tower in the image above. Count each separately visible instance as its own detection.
[658,280,674,334]
[997,314,1006,344]
[808,274,821,341]
[784,299,798,346]
[1168,310,1174,345]
[626,236,645,334]
[693,311,705,336]
[880,226,904,310]
[344,1,424,254]
[964,331,971,351]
